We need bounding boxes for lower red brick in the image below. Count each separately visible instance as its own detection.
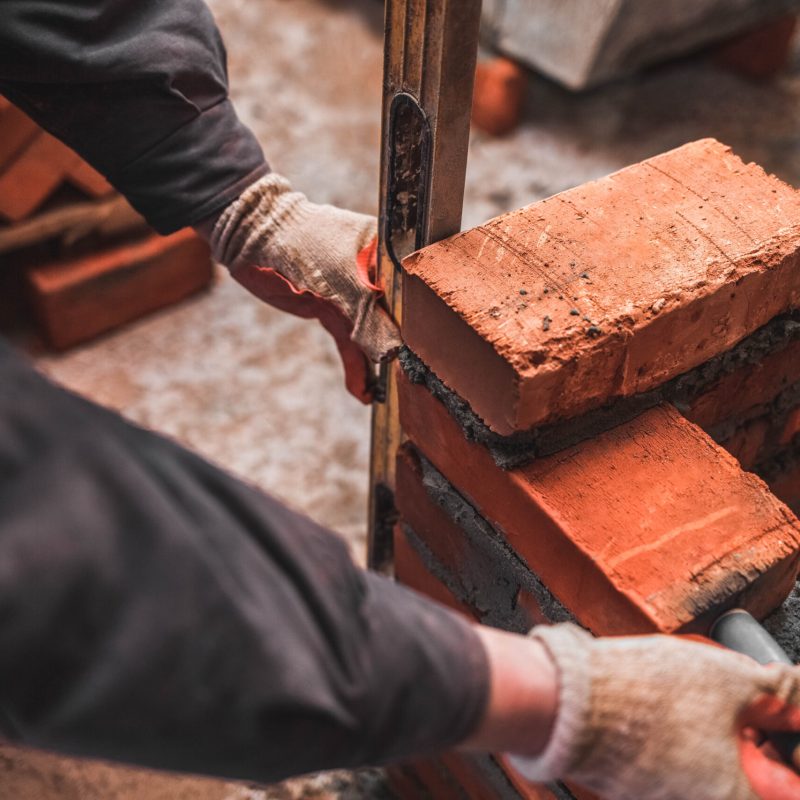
[398,366,800,635]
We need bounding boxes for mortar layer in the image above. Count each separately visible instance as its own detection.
[764,581,800,663]
[403,139,800,434]
[401,312,800,470]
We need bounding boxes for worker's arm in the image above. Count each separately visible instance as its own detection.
[0,2,401,400]
[0,340,488,781]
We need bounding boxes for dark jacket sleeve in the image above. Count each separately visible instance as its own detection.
[0,0,269,233]
[0,340,489,782]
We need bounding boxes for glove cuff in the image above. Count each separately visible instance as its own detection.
[208,172,301,270]
[508,623,593,783]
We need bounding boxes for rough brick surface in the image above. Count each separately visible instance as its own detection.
[27,230,213,350]
[398,367,800,634]
[403,139,800,434]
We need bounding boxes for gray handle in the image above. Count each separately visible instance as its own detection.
[711,609,800,772]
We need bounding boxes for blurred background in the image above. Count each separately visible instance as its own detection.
[2,0,800,796]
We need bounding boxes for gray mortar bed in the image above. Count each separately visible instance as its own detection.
[764,584,800,663]
[400,311,800,470]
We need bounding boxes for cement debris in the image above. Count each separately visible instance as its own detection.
[763,581,800,663]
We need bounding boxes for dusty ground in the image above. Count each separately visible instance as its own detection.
[4,0,800,797]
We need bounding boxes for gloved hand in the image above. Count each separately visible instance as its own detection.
[204,173,402,402]
[510,623,800,800]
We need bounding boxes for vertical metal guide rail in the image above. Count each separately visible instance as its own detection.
[368,0,482,571]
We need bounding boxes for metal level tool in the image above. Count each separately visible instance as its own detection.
[367,0,482,571]
[711,609,800,772]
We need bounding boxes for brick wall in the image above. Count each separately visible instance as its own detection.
[390,140,800,799]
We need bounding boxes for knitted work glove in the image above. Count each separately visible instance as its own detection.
[510,623,800,800]
[207,173,402,402]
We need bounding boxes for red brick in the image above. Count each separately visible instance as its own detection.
[27,230,213,350]
[0,131,82,222]
[714,14,798,80]
[390,751,563,800]
[403,140,800,434]
[683,337,800,430]
[398,367,800,635]
[0,103,39,171]
[472,57,528,137]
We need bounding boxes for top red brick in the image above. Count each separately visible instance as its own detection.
[403,139,800,434]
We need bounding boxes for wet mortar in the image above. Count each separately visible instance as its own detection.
[400,313,800,469]
[11,1,800,796]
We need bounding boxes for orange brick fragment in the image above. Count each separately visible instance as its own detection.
[398,368,800,635]
[472,57,528,137]
[28,230,212,350]
[403,139,800,434]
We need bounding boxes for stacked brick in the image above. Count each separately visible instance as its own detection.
[0,98,212,348]
[389,139,800,799]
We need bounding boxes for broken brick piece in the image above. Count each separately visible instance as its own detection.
[403,139,800,434]
[472,57,528,137]
[0,131,82,222]
[398,367,800,635]
[27,229,213,350]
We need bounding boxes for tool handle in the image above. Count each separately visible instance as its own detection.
[711,609,800,772]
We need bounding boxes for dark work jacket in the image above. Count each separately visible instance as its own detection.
[0,0,269,233]
[0,342,488,782]
[0,0,490,784]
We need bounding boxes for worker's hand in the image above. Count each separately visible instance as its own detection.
[509,623,800,800]
[202,173,402,402]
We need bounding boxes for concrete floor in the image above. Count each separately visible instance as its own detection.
[4,0,800,797]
